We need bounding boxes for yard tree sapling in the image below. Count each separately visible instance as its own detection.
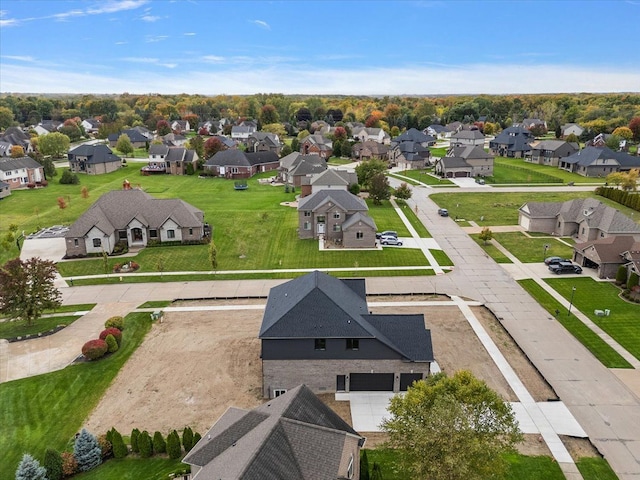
[43,448,63,480]
[110,428,128,458]
[368,173,391,205]
[394,182,412,200]
[0,257,61,326]
[15,453,47,480]
[208,240,218,271]
[130,428,140,453]
[193,431,202,447]
[138,430,153,458]
[381,371,521,480]
[153,431,167,454]
[167,430,182,459]
[73,429,102,472]
[479,227,493,245]
[10,145,24,157]
[116,134,134,157]
[182,426,194,452]
[104,333,119,353]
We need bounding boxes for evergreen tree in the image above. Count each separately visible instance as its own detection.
[359,450,370,480]
[616,265,628,285]
[110,428,128,459]
[73,429,102,472]
[15,453,48,480]
[167,430,182,459]
[153,431,167,454]
[371,462,383,480]
[138,431,153,458]
[43,448,63,480]
[193,432,202,447]
[130,428,140,453]
[182,426,194,452]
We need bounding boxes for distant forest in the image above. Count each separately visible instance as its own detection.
[1,92,639,139]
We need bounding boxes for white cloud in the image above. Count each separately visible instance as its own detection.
[251,19,270,30]
[0,17,18,27]
[122,57,159,63]
[1,55,35,62]
[160,63,178,69]
[202,55,226,64]
[145,34,168,43]
[141,14,161,22]
[115,41,128,45]
[1,63,639,96]
[184,32,196,36]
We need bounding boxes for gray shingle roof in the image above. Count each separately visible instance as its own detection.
[107,129,149,143]
[68,144,121,165]
[564,146,640,168]
[310,169,349,187]
[363,314,434,362]
[440,157,471,169]
[205,149,250,167]
[148,144,169,156]
[448,145,493,160]
[342,211,377,231]
[289,155,327,176]
[451,129,484,140]
[298,190,368,214]
[245,151,279,166]
[183,385,363,480]
[0,156,42,171]
[393,128,435,144]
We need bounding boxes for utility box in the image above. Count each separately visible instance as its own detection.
[604,309,610,316]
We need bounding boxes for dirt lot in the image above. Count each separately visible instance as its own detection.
[84,296,594,457]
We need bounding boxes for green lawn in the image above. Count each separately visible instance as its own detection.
[577,457,619,480]
[429,146,448,157]
[492,232,575,263]
[429,191,635,227]
[393,168,454,185]
[0,315,82,340]
[327,156,354,165]
[0,312,152,475]
[365,199,412,236]
[544,277,640,362]
[518,279,632,368]
[495,157,607,185]
[429,249,453,266]
[470,235,513,263]
[387,173,420,185]
[486,161,563,185]
[73,457,186,480]
[137,300,173,309]
[395,199,431,237]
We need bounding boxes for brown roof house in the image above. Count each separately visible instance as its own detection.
[68,144,122,175]
[297,190,377,248]
[259,270,433,398]
[204,150,279,179]
[573,235,640,279]
[280,153,327,188]
[182,384,365,480]
[247,131,282,155]
[64,189,206,258]
[352,140,390,161]
[518,198,640,243]
[0,156,45,189]
[300,134,333,159]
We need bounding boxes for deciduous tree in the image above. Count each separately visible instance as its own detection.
[261,123,286,137]
[260,104,279,125]
[156,119,171,136]
[10,145,24,157]
[116,134,134,157]
[368,173,391,205]
[355,159,387,188]
[382,371,521,480]
[394,182,412,200]
[628,117,640,141]
[204,137,224,158]
[479,227,493,245]
[0,105,15,129]
[0,257,61,326]
[208,241,218,271]
[38,132,70,158]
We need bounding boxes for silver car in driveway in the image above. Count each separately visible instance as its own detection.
[379,235,403,246]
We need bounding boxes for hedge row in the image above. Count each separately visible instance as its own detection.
[81,317,124,361]
[596,186,640,212]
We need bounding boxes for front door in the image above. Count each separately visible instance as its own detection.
[317,215,326,235]
[131,228,143,243]
[336,375,346,391]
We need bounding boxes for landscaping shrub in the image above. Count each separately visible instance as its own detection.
[27,182,36,189]
[73,429,102,472]
[99,327,122,346]
[193,432,202,447]
[616,265,628,285]
[629,272,639,290]
[105,316,125,330]
[43,448,63,480]
[59,170,80,185]
[15,453,47,480]
[138,430,153,458]
[40,179,48,187]
[130,428,140,453]
[153,431,167,454]
[182,426,194,452]
[112,241,128,255]
[105,334,119,353]
[360,450,370,480]
[81,339,108,360]
[167,430,182,459]
[61,452,78,477]
[110,428,128,459]
[98,433,112,459]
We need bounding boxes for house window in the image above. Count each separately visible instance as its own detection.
[347,455,354,479]
[557,222,561,227]
[356,231,364,239]
[167,229,176,239]
[314,339,326,350]
[92,238,101,248]
[189,228,193,235]
[346,339,359,350]
[119,231,128,240]
[273,389,287,398]
[581,228,585,235]
[333,212,340,219]
[333,224,341,232]
[303,222,311,230]
[149,229,158,238]
[74,239,78,247]
[304,211,311,217]
[317,215,326,224]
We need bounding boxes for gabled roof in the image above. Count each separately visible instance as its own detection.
[298,190,368,215]
[529,140,578,153]
[205,149,250,167]
[302,134,332,150]
[490,126,532,152]
[165,147,187,163]
[288,155,327,176]
[342,211,377,231]
[149,144,170,156]
[309,168,349,187]
[427,124,446,133]
[183,385,363,480]
[574,235,640,264]
[451,129,485,140]
[249,132,280,145]
[393,128,434,144]
[562,146,640,168]
[245,151,279,166]
[0,156,43,172]
[447,145,493,160]
[107,129,149,143]
[440,157,471,169]
[279,151,302,170]
[68,144,121,164]
[353,140,390,155]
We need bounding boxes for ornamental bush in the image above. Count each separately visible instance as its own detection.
[153,431,167,454]
[193,432,202,448]
[138,431,153,458]
[182,426,194,452]
[61,452,78,477]
[616,265,628,285]
[15,453,47,480]
[110,428,128,458]
[97,433,112,459]
[82,339,108,360]
[99,327,122,346]
[130,428,140,453]
[44,448,63,480]
[105,316,125,330]
[105,334,119,353]
[167,430,182,459]
[73,429,102,472]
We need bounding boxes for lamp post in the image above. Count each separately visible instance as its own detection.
[568,286,576,316]
[543,244,549,260]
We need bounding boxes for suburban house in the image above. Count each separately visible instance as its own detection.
[0,180,11,199]
[204,150,280,179]
[352,140,390,161]
[108,129,150,148]
[527,140,579,167]
[247,131,282,155]
[64,189,206,258]
[389,141,431,169]
[279,153,328,187]
[259,270,433,397]
[489,125,534,158]
[0,156,45,189]
[450,129,485,147]
[446,145,494,175]
[426,124,447,137]
[161,132,187,147]
[0,126,33,156]
[300,134,333,159]
[297,190,376,247]
[81,118,101,134]
[67,144,122,175]
[392,128,436,147]
[142,145,198,175]
[520,118,547,131]
[518,198,640,243]
[231,124,257,142]
[558,146,640,177]
[561,123,584,138]
[621,242,640,281]
[33,120,61,136]
[299,168,357,198]
[182,385,365,480]
[573,235,640,279]
[171,120,190,132]
[442,121,463,137]
[351,126,390,144]
[434,156,474,178]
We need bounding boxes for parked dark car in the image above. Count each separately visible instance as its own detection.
[544,256,571,266]
[380,235,403,246]
[549,262,582,274]
[437,208,449,217]
[376,230,398,239]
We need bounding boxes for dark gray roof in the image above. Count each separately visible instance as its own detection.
[65,190,203,238]
[362,314,434,362]
[183,385,362,480]
[107,129,149,143]
[0,156,42,172]
[149,144,169,156]
[427,124,446,133]
[393,128,434,144]
[451,129,484,140]
[448,145,493,160]
[342,211,377,231]
[245,151,280,166]
[289,155,327,176]
[68,144,121,164]
[530,140,577,153]
[298,190,368,214]
[490,125,533,153]
[309,169,349,187]
[205,149,250,167]
[563,146,640,168]
[440,157,471,169]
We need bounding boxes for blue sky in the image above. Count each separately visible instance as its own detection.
[1,0,639,95]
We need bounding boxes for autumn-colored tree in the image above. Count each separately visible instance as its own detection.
[261,123,286,137]
[156,119,171,136]
[629,117,640,142]
[565,133,579,143]
[365,110,384,128]
[81,186,89,198]
[204,137,225,158]
[57,197,68,209]
[10,145,25,157]
[334,126,347,141]
[260,104,279,125]
[384,103,402,126]
[479,227,493,245]
[0,105,15,129]
[612,126,633,141]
